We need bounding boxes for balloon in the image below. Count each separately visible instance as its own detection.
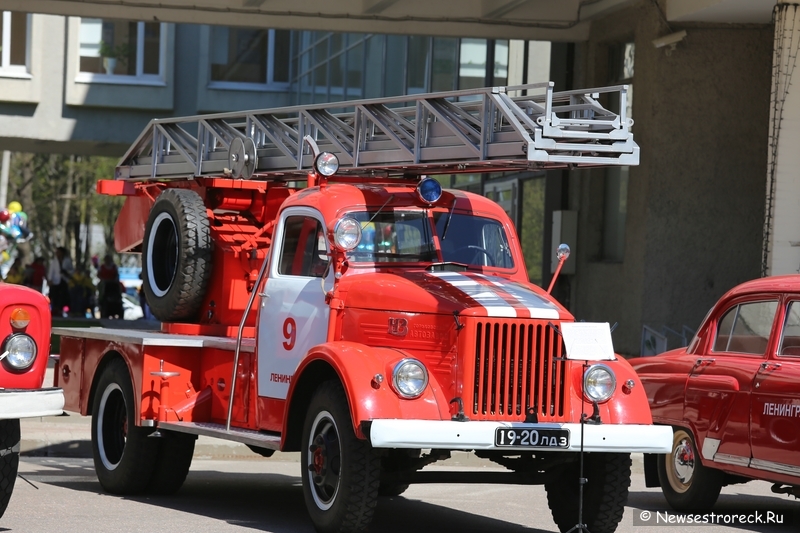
[0,210,9,223]
[7,201,21,213]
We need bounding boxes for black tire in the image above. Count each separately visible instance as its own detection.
[147,431,196,495]
[0,419,20,518]
[91,359,159,494]
[142,188,212,322]
[378,449,420,497]
[657,428,723,510]
[301,381,380,533]
[545,453,631,533]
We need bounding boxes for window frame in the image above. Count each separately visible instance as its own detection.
[777,298,800,358]
[0,11,32,79]
[207,27,292,92]
[75,18,168,86]
[710,298,780,356]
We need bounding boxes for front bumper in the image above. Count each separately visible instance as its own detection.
[0,387,65,419]
[369,420,673,454]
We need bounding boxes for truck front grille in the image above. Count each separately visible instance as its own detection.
[467,319,567,421]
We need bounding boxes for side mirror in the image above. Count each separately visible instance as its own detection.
[547,243,571,294]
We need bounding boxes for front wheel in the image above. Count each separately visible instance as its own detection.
[545,452,631,533]
[301,381,380,533]
[657,428,723,510]
[0,419,20,518]
[91,359,159,494]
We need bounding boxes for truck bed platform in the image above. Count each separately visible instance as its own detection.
[52,327,255,353]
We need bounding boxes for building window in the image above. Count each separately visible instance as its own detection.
[290,32,511,104]
[209,26,291,88]
[602,42,634,262]
[0,11,30,77]
[78,19,165,81]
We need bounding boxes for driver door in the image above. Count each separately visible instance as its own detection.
[257,207,331,400]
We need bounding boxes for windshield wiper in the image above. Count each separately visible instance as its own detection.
[441,197,457,241]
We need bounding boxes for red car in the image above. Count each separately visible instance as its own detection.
[0,282,65,516]
[630,275,800,510]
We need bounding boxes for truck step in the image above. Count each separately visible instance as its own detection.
[158,421,280,450]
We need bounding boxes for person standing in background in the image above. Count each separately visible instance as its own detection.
[47,246,74,317]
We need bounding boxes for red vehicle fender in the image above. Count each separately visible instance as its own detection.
[568,358,655,425]
[283,342,451,441]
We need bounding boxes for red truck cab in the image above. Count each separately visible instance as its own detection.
[0,282,65,516]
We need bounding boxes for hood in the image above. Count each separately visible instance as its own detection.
[339,270,565,319]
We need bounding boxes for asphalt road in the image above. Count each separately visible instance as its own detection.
[1,454,798,533]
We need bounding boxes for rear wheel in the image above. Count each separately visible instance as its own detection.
[657,428,723,510]
[0,419,20,518]
[91,359,159,494]
[545,453,631,533]
[147,431,196,495]
[142,188,212,322]
[301,381,380,533]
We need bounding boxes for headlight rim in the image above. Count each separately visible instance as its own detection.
[583,363,616,403]
[333,216,362,251]
[2,333,38,372]
[391,358,429,399]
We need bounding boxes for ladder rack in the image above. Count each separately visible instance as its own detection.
[115,82,637,182]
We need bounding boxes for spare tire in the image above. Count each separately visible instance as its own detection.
[142,188,212,322]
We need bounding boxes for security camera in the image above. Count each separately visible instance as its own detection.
[652,30,687,50]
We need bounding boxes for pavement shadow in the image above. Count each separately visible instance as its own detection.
[22,439,92,458]
[22,458,549,533]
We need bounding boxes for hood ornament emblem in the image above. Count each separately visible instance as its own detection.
[388,317,408,337]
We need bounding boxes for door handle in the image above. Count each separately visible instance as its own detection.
[759,362,781,371]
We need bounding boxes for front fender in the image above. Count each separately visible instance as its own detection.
[286,342,451,437]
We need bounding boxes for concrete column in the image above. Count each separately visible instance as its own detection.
[764,3,800,275]
[0,151,8,208]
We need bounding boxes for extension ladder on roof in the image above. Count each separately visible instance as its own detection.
[114,82,637,182]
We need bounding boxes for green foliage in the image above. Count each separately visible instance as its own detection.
[98,41,131,65]
[7,153,123,269]
[520,178,545,286]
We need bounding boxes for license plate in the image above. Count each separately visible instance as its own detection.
[494,427,570,448]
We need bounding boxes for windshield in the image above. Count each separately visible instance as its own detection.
[345,209,514,269]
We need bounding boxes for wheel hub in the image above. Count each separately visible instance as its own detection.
[672,438,695,484]
[307,415,341,508]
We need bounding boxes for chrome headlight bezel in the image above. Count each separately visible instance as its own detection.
[333,216,362,251]
[314,152,339,177]
[583,363,616,402]
[2,333,37,372]
[391,358,429,399]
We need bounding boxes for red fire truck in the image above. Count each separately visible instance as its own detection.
[54,83,670,533]
[0,282,65,517]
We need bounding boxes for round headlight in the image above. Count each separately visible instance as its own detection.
[583,364,616,402]
[2,333,37,371]
[315,152,339,177]
[416,177,442,204]
[333,217,362,251]
[392,359,428,398]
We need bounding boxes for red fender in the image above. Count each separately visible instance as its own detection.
[284,342,451,438]
[568,358,655,424]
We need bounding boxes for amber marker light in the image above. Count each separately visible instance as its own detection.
[10,308,31,329]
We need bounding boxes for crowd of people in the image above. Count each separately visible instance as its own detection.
[2,248,150,320]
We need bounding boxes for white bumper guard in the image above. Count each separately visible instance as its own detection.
[369,420,673,454]
[0,388,65,419]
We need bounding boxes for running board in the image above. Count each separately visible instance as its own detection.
[158,421,281,450]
